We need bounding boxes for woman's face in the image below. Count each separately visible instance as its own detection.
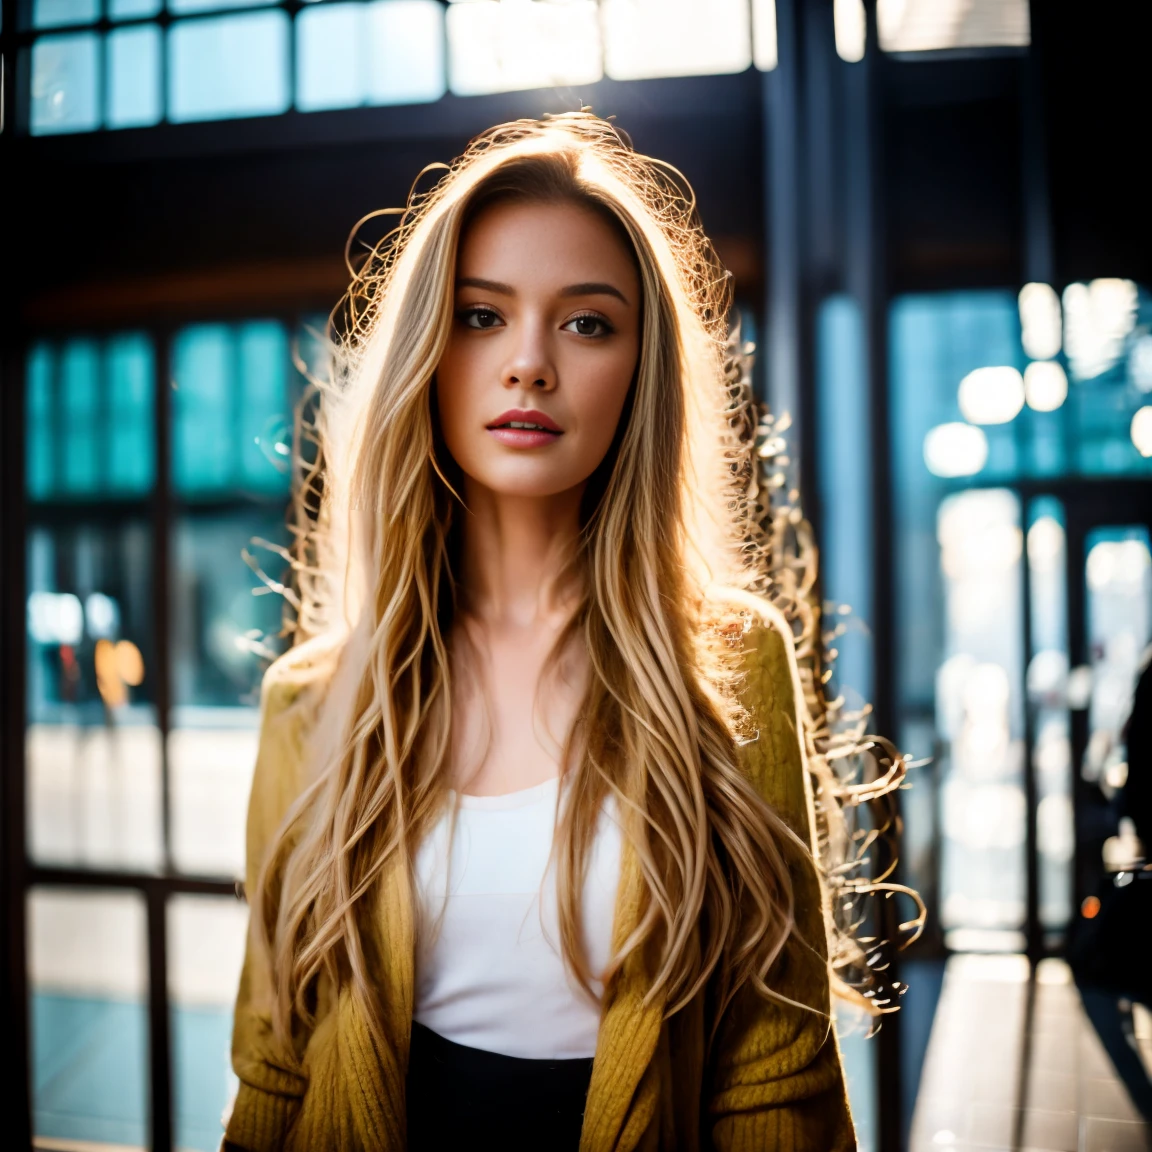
[436,198,642,501]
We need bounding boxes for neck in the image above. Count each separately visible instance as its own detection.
[458,481,585,629]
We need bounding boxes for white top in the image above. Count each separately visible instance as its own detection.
[412,775,623,1059]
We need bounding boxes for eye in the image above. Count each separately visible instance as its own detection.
[459,306,504,330]
[563,313,613,338]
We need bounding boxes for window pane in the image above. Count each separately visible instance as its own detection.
[106,333,157,492]
[26,522,163,871]
[29,888,148,1147]
[878,0,1030,53]
[936,489,1026,949]
[602,0,750,81]
[26,336,155,499]
[110,0,163,19]
[26,344,54,502]
[60,339,100,494]
[172,321,293,496]
[366,0,446,105]
[170,0,277,12]
[1026,498,1073,931]
[297,2,365,111]
[298,0,445,110]
[1085,527,1152,774]
[169,895,249,1151]
[170,510,290,874]
[237,321,292,492]
[173,324,233,492]
[107,23,164,129]
[169,11,291,123]
[447,0,600,97]
[33,0,99,30]
[30,33,101,136]
[171,510,289,708]
[750,0,777,70]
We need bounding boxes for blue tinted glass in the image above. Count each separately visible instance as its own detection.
[169,0,276,12]
[297,3,365,112]
[172,326,234,494]
[30,34,101,135]
[107,334,155,494]
[107,25,163,129]
[26,345,55,501]
[889,292,1021,711]
[33,0,98,29]
[171,511,291,706]
[365,0,446,105]
[1074,379,1151,476]
[237,322,291,493]
[32,994,149,1143]
[109,0,163,19]
[60,341,100,494]
[29,889,149,1147]
[816,295,872,703]
[168,11,291,123]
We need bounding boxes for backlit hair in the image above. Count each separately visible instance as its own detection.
[257,112,824,1056]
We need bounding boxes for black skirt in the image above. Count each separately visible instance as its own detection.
[405,1021,595,1151]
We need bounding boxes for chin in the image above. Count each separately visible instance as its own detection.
[469,464,587,500]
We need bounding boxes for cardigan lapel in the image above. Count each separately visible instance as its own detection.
[342,848,415,1151]
[580,840,667,1152]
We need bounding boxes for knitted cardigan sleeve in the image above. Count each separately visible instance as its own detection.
[223,678,312,1152]
[708,620,857,1152]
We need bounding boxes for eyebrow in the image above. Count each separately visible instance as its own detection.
[456,277,631,306]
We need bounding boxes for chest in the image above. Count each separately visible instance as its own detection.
[450,626,588,795]
[412,780,623,1059]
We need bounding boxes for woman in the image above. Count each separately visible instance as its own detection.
[225,113,857,1151]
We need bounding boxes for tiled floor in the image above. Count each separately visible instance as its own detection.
[910,954,1151,1152]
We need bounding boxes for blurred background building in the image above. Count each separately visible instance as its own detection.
[2,1,1150,1150]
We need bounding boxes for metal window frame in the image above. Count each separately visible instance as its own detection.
[4,308,307,1152]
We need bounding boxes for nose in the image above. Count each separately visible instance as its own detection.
[503,318,556,392]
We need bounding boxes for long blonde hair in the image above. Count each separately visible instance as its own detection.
[258,113,810,1055]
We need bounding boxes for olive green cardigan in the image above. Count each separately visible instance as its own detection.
[225,611,857,1151]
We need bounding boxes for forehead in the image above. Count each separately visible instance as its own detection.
[456,199,639,293]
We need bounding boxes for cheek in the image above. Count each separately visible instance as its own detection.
[434,341,479,451]
[569,346,637,460]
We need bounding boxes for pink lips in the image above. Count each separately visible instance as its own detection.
[486,408,563,448]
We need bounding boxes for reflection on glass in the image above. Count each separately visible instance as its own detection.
[172,321,294,496]
[170,511,289,874]
[107,23,163,129]
[169,895,249,1151]
[26,524,163,870]
[602,0,751,81]
[935,489,1026,948]
[168,11,291,123]
[447,0,601,96]
[30,33,101,135]
[1026,499,1072,930]
[1083,527,1152,793]
[28,887,149,1146]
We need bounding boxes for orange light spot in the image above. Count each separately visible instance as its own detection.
[1081,895,1101,919]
